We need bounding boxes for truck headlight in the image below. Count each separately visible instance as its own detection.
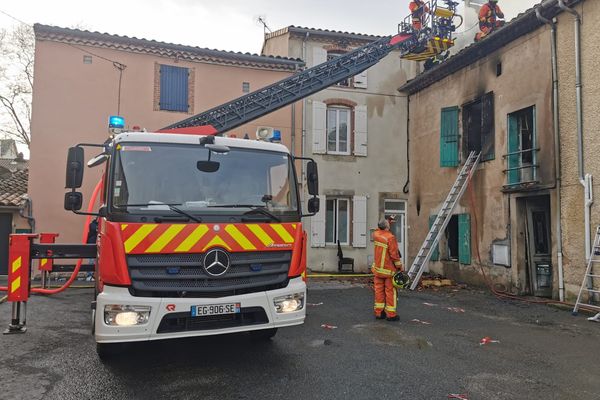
[274,293,304,313]
[104,305,151,326]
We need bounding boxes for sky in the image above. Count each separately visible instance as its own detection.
[0,0,541,54]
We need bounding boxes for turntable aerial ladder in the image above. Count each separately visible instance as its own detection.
[162,0,460,135]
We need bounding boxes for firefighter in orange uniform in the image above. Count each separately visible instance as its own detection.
[409,0,430,30]
[475,0,505,41]
[372,217,403,321]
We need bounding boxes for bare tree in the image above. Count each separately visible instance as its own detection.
[0,24,34,148]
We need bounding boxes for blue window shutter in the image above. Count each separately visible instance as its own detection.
[458,214,471,265]
[507,113,520,185]
[160,65,189,112]
[429,215,439,261]
[440,107,459,167]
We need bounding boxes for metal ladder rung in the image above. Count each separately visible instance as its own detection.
[587,274,600,278]
[585,289,600,294]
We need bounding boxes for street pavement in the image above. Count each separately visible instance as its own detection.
[0,279,599,400]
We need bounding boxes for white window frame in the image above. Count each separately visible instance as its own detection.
[326,197,350,246]
[326,106,352,155]
[384,199,407,261]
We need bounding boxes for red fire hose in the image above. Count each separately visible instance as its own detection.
[0,179,102,295]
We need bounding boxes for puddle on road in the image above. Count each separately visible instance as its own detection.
[351,323,432,350]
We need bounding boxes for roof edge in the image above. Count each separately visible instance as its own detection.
[34,24,305,69]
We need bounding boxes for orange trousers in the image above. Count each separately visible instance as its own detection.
[373,276,397,318]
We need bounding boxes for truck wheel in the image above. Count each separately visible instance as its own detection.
[96,343,123,360]
[250,328,278,341]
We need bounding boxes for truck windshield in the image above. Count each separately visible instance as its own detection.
[111,143,298,215]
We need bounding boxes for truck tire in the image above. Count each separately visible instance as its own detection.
[250,328,277,341]
[96,343,123,360]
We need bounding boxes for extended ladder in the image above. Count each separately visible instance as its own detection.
[573,225,600,321]
[408,151,481,290]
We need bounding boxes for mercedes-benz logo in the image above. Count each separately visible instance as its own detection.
[203,249,230,277]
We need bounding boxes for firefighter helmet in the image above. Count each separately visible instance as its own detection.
[392,271,410,289]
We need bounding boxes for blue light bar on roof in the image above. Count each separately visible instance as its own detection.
[109,115,125,129]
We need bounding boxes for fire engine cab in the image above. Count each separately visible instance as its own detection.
[65,129,319,357]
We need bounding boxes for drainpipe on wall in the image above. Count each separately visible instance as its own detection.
[536,9,565,301]
[558,0,593,262]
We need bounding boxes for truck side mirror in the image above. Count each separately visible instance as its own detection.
[64,192,83,211]
[307,197,320,214]
[306,161,319,196]
[66,147,84,189]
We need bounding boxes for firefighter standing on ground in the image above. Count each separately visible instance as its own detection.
[409,0,430,30]
[476,0,505,41]
[372,217,403,321]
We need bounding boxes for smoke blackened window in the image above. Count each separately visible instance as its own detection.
[462,92,495,162]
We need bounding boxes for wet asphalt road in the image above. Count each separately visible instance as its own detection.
[1,280,599,400]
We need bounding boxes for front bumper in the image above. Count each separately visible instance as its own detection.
[95,277,306,343]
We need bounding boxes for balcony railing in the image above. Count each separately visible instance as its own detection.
[502,147,540,187]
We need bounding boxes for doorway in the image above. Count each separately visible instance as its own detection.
[384,200,407,261]
[524,196,552,297]
[0,213,13,275]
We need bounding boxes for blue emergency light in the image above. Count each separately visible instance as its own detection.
[109,115,125,129]
[270,130,281,142]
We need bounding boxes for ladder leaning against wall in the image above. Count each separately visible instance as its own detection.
[573,225,600,322]
[408,151,481,290]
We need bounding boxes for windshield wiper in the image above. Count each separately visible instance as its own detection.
[168,205,202,223]
[208,204,281,222]
[114,203,202,223]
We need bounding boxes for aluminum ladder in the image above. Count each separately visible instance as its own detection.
[408,151,481,290]
[573,225,600,321]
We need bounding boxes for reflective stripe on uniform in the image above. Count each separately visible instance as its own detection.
[372,267,394,276]
[385,289,397,312]
[374,302,385,309]
[394,260,402,267]
[374,241,388,268]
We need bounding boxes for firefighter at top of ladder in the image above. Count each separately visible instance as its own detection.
[409,0,430,30]
[372,217,403,321]
[475,0,505,42]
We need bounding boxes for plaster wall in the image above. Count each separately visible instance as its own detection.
[30,39,301,242]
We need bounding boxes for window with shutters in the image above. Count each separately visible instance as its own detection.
[440,107,460,167]
[326,106,351,155]
[158,64,190,113]
[385,200,406,259]
[326,197,350,245]
[462,92,494,162]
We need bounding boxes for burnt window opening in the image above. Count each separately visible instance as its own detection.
[462,92,495,162]
[496,62,502,77]
[442,215,459,262]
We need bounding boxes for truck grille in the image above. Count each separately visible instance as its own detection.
[156,307,269,334]
[127,251,291,298]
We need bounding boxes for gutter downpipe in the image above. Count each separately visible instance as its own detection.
[537,8,565,301]
[558,0,593,264]
[301,32,310,200]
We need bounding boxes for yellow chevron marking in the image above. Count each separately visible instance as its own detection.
[247,224,274,246]
[292,224,297,229]
[121,224,128,231]
[11,276,20,293]
[271,224,294,243]
[225,225,256,250]
[40,259,48,267]
[124,225,157,253]
[202,235,232,252]
[174,225,209,252]
[12,256,21,273]
[146,225,185,253]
